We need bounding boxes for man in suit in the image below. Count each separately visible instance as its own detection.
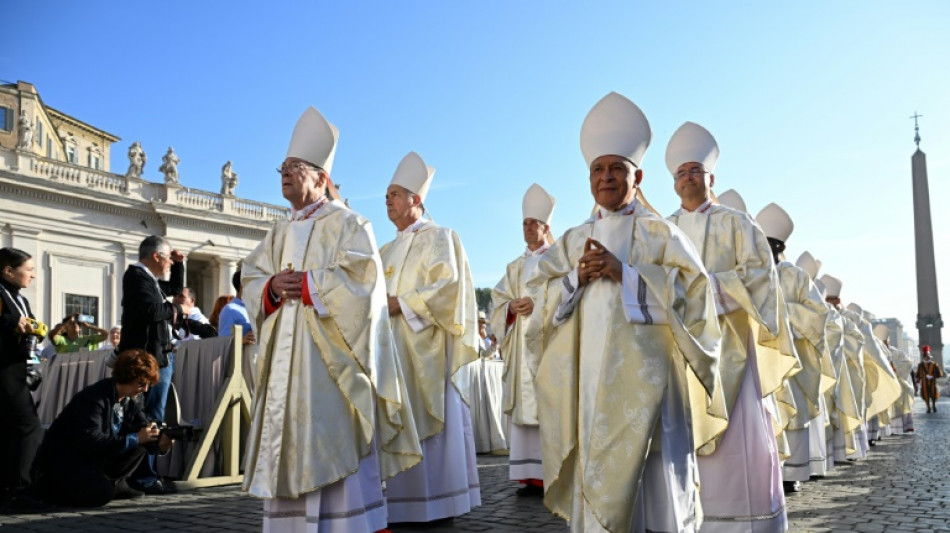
[118,236,191,495]
[33,349,172,507]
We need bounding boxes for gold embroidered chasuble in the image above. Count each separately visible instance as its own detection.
[888,347,916,416]
[839,312,868,425]
[490,248,549,426]
[842,310,902,419]
[380,220,480,442]
[669,204,800,452]
[241,200,422,499]
[823,307,863,448]
[776,262,835,424]
[530,202,725,532]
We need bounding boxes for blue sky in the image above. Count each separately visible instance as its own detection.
[5,1,949,346]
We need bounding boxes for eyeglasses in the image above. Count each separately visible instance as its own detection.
[674,168,710,180]
[276,162,321,175]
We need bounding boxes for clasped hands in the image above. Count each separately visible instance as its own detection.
[271,269,306,300]
[509,297,534,316]
[578,238,622,287]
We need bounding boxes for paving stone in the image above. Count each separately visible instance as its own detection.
[3,398,949,531]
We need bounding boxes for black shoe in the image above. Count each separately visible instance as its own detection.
[868,439,876,447]
[0,492,56,514]
[782,481,802,493]
[515,484,544,497]
[113,480,144,500]
[133,480,173,496]
[159,477,178,494]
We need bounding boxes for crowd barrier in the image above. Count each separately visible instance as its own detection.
[34,330,510,487]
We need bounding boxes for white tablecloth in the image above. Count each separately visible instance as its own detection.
[458,358,509,453]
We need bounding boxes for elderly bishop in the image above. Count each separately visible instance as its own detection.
[490,183,556,496]
[531,92,725,533]
[381,152,482,523]
[241,107,422,533]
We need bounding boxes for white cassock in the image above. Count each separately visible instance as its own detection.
[380,218,482,522]
[670,201,797,533]
[491,243,550,482]
[242,199,422,533]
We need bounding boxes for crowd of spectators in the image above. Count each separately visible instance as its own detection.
[0,237,251,512]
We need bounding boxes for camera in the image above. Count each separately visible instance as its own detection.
[25,366,43,391]
[158,424,202,442]
[77,314,95,324]
[28,318,48,338]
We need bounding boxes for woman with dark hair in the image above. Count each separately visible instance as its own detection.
[34,349,170,507]
[0,247,45,511]
[208,294,234,330]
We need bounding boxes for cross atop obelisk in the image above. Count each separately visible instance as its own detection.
[911,112,923,148]
[909,112,944,366]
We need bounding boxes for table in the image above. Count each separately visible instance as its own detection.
[459,358,509,453]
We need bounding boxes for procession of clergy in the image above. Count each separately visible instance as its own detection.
[239,91,926,533]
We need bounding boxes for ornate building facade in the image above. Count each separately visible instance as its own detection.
[0,80,288,328]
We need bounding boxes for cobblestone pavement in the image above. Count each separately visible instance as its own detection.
[2,398,948,532]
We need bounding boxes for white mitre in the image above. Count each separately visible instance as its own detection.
[819,274,842,298]
[665,121,720,176]
[756,202,794,242]
[390,151,435,203]
[580,92,652,168]
[286,107,339,173]
[796,251,821,279]
[716,188,747,213]
[522,183,556,224]
[846,302,862,315]
[813,278,827,298]
[873,324,890,342]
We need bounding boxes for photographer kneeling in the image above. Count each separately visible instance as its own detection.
[33,349,174,507]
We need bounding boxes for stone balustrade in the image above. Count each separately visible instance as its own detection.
[2,149,289,222]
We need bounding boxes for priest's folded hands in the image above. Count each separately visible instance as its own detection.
[578,237,623,286]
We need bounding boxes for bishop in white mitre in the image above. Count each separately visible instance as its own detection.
[820,274,869,461]
[843,303,902,445]
[241,107,422,533]
[380,152,482,523]
[490,183,556,496]
[530,92,725,533]
[665,123,799,533]
[793,251,841,477]
[756,205,836,484]
[874,324,915,433]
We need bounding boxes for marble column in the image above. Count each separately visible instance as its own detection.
[217,257,239,299]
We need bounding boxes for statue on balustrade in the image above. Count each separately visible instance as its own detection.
[16,113,33,150]
[159,147,180,184]
[125,142,146,179]
[220,160,238,196]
